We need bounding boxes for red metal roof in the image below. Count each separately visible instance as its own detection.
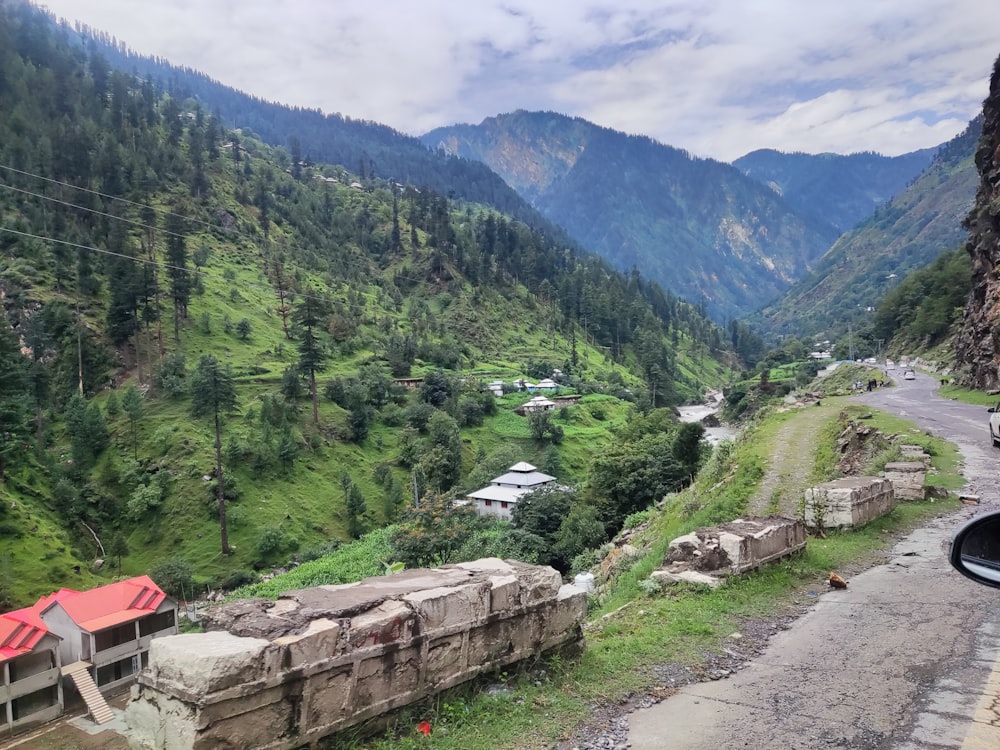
[0,604,55,662]
[38,575,169,633]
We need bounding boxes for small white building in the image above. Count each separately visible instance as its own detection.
[535,379,558,391]
[487,380,505,398]
[466,462,556,520]
[519,395,555,414]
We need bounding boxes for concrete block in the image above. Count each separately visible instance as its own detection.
[651,570,723,588]
[486,574,522,613]
[425,635,466,686]
[273,618,342,669]
[347,600,415,651]
[301,667,352,729]
[147,632,272,694]
[402,581,490,631]
[884,461,925,501]
[804,476,895,528]
[354,645,421,706]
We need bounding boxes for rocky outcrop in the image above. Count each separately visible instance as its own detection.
[956,54,1000,389]
[125,559,587,750]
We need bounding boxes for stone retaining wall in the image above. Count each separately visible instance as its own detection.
[803,477,896,529]
[125,559,587,750]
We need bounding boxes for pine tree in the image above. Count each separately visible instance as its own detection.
[190,355,238,554]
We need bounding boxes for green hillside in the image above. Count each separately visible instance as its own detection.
[423,110,841,322]
[0,2,736,608]
[733,147,936,234]
[752,116,980,341]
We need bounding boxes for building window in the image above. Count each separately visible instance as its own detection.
[139,610,176,637]
[484,500,492,506]
[501,502,509,509]
[95,622,136,653]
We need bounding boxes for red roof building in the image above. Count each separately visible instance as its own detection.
[1,605,63,734]
[38,576,177,695]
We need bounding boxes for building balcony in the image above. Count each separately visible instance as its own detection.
[0,667,59,702]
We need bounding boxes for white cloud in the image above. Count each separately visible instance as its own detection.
[39,0,1000,160]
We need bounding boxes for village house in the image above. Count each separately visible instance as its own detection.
[466,462,556,520]
[1,606,63,736]
[38,575,178,697]
[535,378,559,391]
[515,395,556,414]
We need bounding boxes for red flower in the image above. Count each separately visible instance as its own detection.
[417,720,432,736]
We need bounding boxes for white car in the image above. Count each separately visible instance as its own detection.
[903,369,916,380]
[989,402,1000,447]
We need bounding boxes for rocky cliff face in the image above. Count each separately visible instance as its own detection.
[956,55,1000,389]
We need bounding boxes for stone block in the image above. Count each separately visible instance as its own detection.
[884,461,926,501]
[301,667,352,729]
[804,476,895,528]
[425,635,466,686]
[354,645,421,707]
[190,696,292,750]
[273,618,342,669]
[486,574,522,613]
[650,569,723,588]
[542,584,588,639]
[402,581,490,632]
[665,517,805,575]
[146,632,272,694]
[347,600,415,651]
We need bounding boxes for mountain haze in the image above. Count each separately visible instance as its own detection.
[423,111,841,322]
[734,147,937,234]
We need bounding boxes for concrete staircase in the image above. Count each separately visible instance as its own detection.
[62,661,114,724]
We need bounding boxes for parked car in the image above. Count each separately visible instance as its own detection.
[988,401,1000,447]
[903,369,916,380]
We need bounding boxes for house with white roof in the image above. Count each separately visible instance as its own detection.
[516,395,555,415]
[535,378,558,391]
[466,462,556,520]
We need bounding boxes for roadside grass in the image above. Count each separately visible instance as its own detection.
[938,382,998,407]
[343,402,962,750]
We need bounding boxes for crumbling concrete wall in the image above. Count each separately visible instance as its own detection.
[803,476,895,529]
[656,516,807,586]
[124,559,586,750]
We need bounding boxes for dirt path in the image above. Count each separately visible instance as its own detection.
[747,404,836,517]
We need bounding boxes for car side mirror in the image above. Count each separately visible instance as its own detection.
[950,511,1000,589]
[989,408,997,414]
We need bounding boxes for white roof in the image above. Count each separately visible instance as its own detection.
[525,396,555,406]
[491,470,555,487]
[509,461,537,472]
[467,485,532,503]
[536,379,558,388]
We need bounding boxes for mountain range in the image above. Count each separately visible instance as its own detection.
[423,111,942,322]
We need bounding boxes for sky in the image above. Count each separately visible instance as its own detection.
[39,0,1000,162]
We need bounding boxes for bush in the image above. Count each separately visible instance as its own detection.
[148,558,195,599]
[217,569,256,591]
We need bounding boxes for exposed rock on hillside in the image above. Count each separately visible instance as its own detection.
[956,54,1000,389]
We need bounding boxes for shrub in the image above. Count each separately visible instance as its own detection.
[148,558,195,599]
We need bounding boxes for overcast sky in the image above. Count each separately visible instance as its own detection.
[39,0,1000,162]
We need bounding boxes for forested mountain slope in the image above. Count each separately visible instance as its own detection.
[54,8,561,239]
[752,116,980,340]
[733,147,937,234]
[0,1,738,607]
[422,110,841,322]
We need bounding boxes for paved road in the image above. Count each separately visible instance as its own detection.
[628,371,1000,749]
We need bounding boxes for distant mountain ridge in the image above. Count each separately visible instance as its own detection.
[423,110,841,321]
[751,116,981,339]
[733,147,937,234]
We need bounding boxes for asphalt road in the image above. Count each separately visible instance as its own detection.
[628,370,1000,749]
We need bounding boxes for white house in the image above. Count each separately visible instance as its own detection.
[519,395,555,414]
[1,606,63,735]
[535,378,558,391]
[487,380,505,397]
[466,462,556,520]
